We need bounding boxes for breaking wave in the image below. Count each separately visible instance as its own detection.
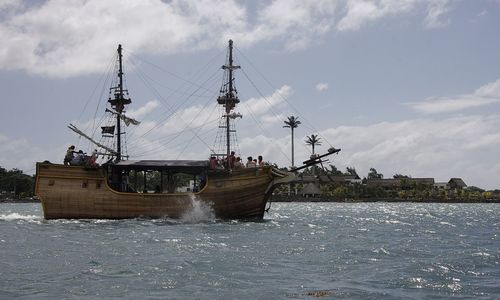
[0,213,41,222]
[180,194,215,223]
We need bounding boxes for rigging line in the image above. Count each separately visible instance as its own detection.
[234,47,334,148]
[239,67,290,129]
[127,49,224,94]
[89,66,115,138]
[76,53,116,138]
[124,49,224,129]
[77,52,117,124]
[127,109,217,156]
[175,100,220,160]
[237,95,292,165]
[130,125,219,159]
[81,56,118,151]
[126,57,212,99]
[128,117,220,158]
[126,66,221,143]
[124,73,218,149]
[134,124,219,158]
[122,47,223,141]
[153,68,220,128]
[236,68,294,164]
[125,59,217,139]
[151,93,220,154]
[129,116,220,151]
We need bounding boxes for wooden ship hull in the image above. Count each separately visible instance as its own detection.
[35,162,284,220]
[36,42,339,220]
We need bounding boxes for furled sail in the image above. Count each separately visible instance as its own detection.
[105,108,140,126]
[68,123,118,155]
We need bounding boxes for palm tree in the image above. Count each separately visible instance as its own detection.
[283,116,301,167]
[305,134,322,155]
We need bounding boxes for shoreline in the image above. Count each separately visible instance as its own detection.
[1,198,499,204]
[0,198,40,203]
[270,196,500,203]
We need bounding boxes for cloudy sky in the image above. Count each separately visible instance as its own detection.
[1,0,499,189]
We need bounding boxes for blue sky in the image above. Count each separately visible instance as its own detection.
[0,0,499,189]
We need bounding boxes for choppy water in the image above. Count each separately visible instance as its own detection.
[1,202,499,299]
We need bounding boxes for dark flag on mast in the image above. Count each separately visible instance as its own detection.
[101,126,115,136]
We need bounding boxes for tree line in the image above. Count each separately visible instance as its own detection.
[274,164,500,202]
[0,166,35,199]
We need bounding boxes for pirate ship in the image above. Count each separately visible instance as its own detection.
[35,41,339,220]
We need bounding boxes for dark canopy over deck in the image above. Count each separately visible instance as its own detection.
[113,160,209,173]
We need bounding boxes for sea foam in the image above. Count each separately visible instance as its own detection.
[180,195,215,223]
[0,213,40,222]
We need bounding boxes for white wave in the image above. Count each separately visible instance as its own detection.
[0,213,40,222]
[472,252,491,257]
[372,247,390,255]
[385,219,413,226]
[180,195,215,223]
[439,221,456,227]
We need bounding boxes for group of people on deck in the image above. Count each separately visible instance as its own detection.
[64,145,98,167]
[210,151,266,170]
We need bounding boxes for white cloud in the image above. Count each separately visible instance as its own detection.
[127,99,160,119]
[408,78,500,114]
[316,82,329,92]
[229,114,500,189]
[336,0,453,31]
[260,113,286,127]
[424,0,451,29]
[240,85,292,117]
[0,134,54,174]
[0,0,249,77]
[246,0,337,51]
[3,113,500,189]
[337,0,418,31]
[315,115,500,189]
[0,0,454,77]
[0,0,22,12]
[123,85,292,158]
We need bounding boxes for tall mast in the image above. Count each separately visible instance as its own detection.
[108,44,131,162]
[217,40,241,157]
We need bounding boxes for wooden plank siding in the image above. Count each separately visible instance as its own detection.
[36,162,275,220]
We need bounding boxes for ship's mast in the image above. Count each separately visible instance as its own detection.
[217,40,241,157]
[108,44,131,162]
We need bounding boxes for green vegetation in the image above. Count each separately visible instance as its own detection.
[273,164,500,202]
[0,166,35,199]
[305,134,322,155]
[283,116,301,167]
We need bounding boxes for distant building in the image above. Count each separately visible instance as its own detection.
[295,174,358,184]
[434,182,449,190]
[299,183,322,198]
[366,178,435,190]
[366,178,400,189]
[448,178,467,190]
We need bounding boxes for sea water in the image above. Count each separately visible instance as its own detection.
[0,202,499,299]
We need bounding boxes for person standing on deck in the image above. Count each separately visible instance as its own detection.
[234,157,243,169]
[89,149,98,167]
[227,151,236,169]
[257,155,265,167]
[64,145,75,165]
[246,156,256,168]
[70,150,85,166]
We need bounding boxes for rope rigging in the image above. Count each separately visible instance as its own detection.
[234,46,335,150]
[124,56,221,147]
[71,42,334,168]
